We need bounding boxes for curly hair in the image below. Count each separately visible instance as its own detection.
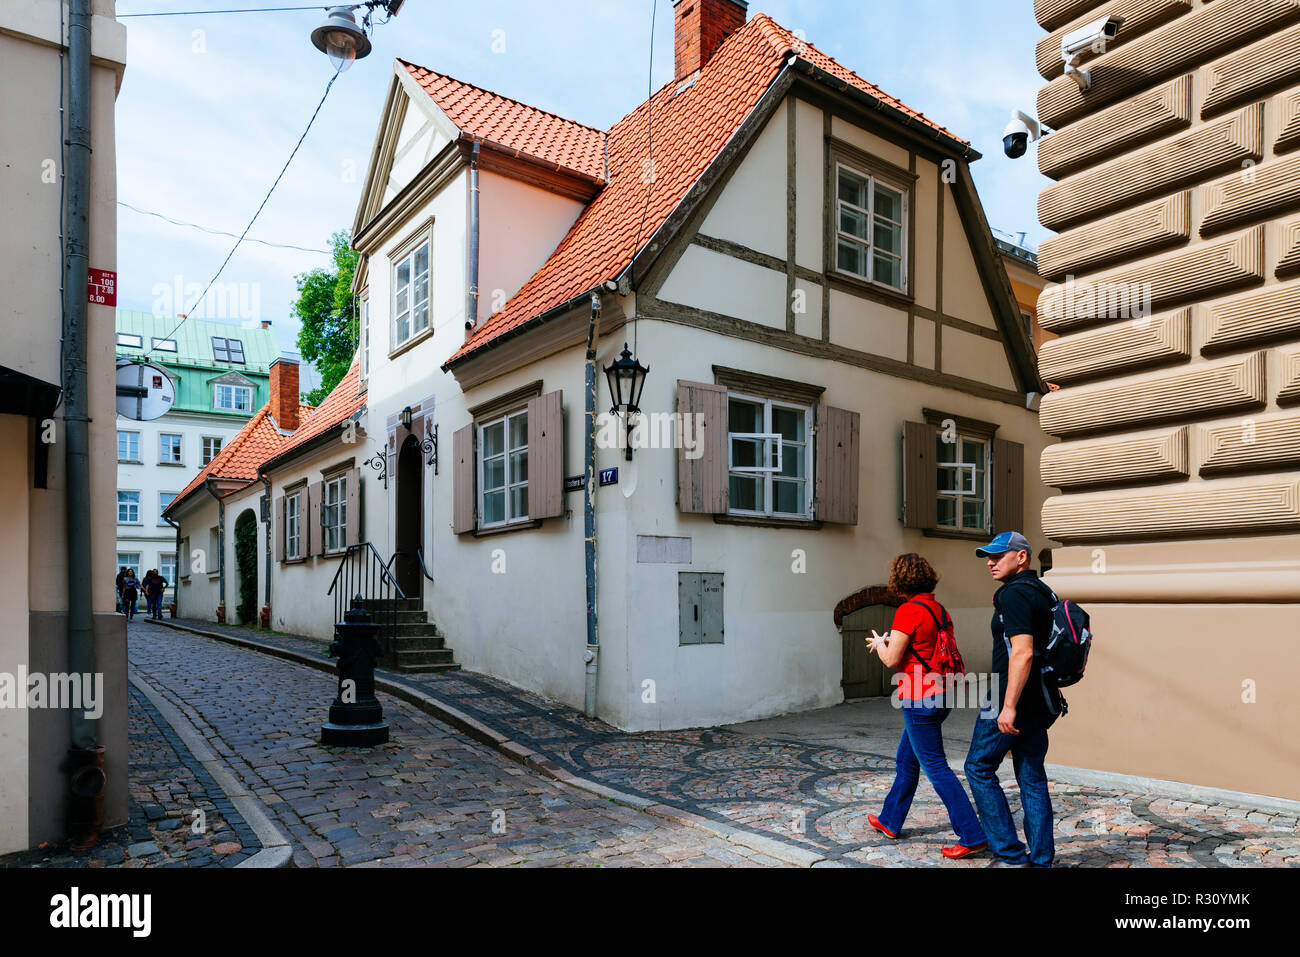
[888,553,939,597]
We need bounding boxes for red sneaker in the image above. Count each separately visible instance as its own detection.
[942,841,988,859]
[867,813,899,840]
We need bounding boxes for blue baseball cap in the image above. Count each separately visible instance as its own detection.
[975,531,1032,558]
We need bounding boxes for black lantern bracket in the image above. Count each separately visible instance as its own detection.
[603,342,649,462]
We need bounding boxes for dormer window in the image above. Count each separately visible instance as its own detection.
[214,382,253,412]
[212,336,246,364]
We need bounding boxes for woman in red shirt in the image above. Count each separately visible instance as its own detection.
[865,553,987,859]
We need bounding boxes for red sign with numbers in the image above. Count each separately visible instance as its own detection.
[87,268,117,306]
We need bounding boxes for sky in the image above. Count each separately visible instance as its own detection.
[113,0,1052,365]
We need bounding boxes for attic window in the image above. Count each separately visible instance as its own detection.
[116,333,142,348]
[151,337,177,352]
[212,336,246,364]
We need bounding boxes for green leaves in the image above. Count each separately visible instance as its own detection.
[295,229,359,405]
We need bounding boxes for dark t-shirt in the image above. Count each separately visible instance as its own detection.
[990,570,1060,720]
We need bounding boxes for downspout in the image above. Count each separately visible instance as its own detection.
[260,474,273,617]
[465,140,481,331]
[205,479,226,615]
[63,0,101,848]
[583,291,602,717]
[163,516,181,619]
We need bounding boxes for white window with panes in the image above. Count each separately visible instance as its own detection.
[116,552,141,574]
[835,163,908,292]
[936,432,988,532]
[211,337,245,364]
[213,383,253,412]
[285,492,301,560]
[726,393,812,520]
[202,436,222,465]
[322,476,347,552]
[159,433,182,464]
[158,554,176,589]
[158,492,176,523]
[478,409,528,528]
[392,239,430,348]
[117,430,139,462]
[118,491,140,524]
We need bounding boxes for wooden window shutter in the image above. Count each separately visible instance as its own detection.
[676,380,728,514]
[814,405,860,525]
[345,467,362,547]
[308,481,322,556]
[902,421,938,529]
[274,495,285,563]
[452,424,475,534]
[992,437,1024,533]
[527,390,563,520]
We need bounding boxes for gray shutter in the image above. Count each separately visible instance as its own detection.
[527,390,563,520]
[676,380,728,514]
[814,404,860,525]
[308,481,322,556]
[345,467,361,547]
[902,421,938,529]
[453,424,475,534]
[992,437,1025,534]
[274,495,285,562]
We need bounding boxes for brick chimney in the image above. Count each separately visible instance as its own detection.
[673,0,747,82]
[269,357,300,432]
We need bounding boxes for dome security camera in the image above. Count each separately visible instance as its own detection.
[1003,110,1044,160]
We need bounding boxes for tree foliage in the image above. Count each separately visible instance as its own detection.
[294,229,359,405]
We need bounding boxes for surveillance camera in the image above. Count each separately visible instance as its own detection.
[1061,15,1123,90]
[1002,110,1044,159]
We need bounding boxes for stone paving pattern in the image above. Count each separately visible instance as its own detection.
[166,618,1300,868]
[1,685,256,868]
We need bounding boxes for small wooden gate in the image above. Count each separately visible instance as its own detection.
[841,603,898,699]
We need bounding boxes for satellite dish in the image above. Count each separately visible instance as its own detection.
[116,360,175,421]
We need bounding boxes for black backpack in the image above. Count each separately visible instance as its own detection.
[1008,578,1093,690]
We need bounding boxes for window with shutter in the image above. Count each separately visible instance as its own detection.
[527,390,563,521]
[903,417,1018,535]
[813,404,860,525]
[452,424,475,534]
[676,380,728,514]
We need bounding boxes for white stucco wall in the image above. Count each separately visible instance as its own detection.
[700,99,787,259]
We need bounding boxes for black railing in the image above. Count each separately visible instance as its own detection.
[328,542,405,660]
[387,547,434,587]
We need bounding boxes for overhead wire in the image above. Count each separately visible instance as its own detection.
[118,202,331,253]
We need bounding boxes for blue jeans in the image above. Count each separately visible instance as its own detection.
[879,697,987,847]
[963,709,1054,866]
[147,594,162,618]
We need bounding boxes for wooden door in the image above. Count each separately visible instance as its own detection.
[841,604,897,699]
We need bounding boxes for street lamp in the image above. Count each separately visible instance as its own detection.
[311,6,372,71]
[603,343,649,461]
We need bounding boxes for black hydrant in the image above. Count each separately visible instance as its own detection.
[321,596,390,746]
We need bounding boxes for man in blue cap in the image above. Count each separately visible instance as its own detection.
[964,531,1060,867]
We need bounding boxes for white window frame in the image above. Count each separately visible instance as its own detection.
[834,161,909,293]
[117,490,141,524]
[201,436,223,465]
[158,492,177,524]
[158,553,177,589]
[726,392,813,521]
[285,492,301,561]
[322,476,347,553]
[477,409,529,529]
[115,333,142,348]
[116,552,141,574]
[392,235,431,349]
[117,430,140,462]
[151,337,177,352]
[158,433,183,465]
[936,432,989,532]
[361,297,370,379]
[214,383,253,412]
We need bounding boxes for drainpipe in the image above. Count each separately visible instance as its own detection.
[63,0,101,849]
[260,474,273,614]
[163,515,181,619]
[205,479,226,615]
[465,140,480,331]
[583,291,602,717]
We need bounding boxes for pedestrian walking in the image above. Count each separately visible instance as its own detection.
[963,531,1061,868]
[143,568,168,619]
[864,553,988,860]
[115,565,128,614]
[120,569,140,622]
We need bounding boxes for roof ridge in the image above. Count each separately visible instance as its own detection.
[398,58,608,136]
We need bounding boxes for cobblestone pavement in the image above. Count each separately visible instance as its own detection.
[1,685,257,868]
[161,618,1300,868]
[121,621,785,867]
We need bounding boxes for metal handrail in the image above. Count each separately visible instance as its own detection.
[386,548,434,584]
[328,542,406,660]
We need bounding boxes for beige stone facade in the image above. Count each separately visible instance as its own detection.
[1031,0,1300,799]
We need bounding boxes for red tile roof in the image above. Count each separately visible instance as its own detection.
[259,360,366,470]
[443,13,969,368]
[165,400,315,515]
[400,60,607,183]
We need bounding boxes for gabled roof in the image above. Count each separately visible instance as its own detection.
[443,13,970,369]
[399,59,607,183]
[258,360,366,472]
[165,399,314,516]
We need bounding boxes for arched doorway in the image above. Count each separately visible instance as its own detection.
[394,433,423,599]
[835,585,903,699]
[233,509,258,625]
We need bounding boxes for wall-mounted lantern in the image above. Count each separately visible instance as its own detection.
[603,342,649,461]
